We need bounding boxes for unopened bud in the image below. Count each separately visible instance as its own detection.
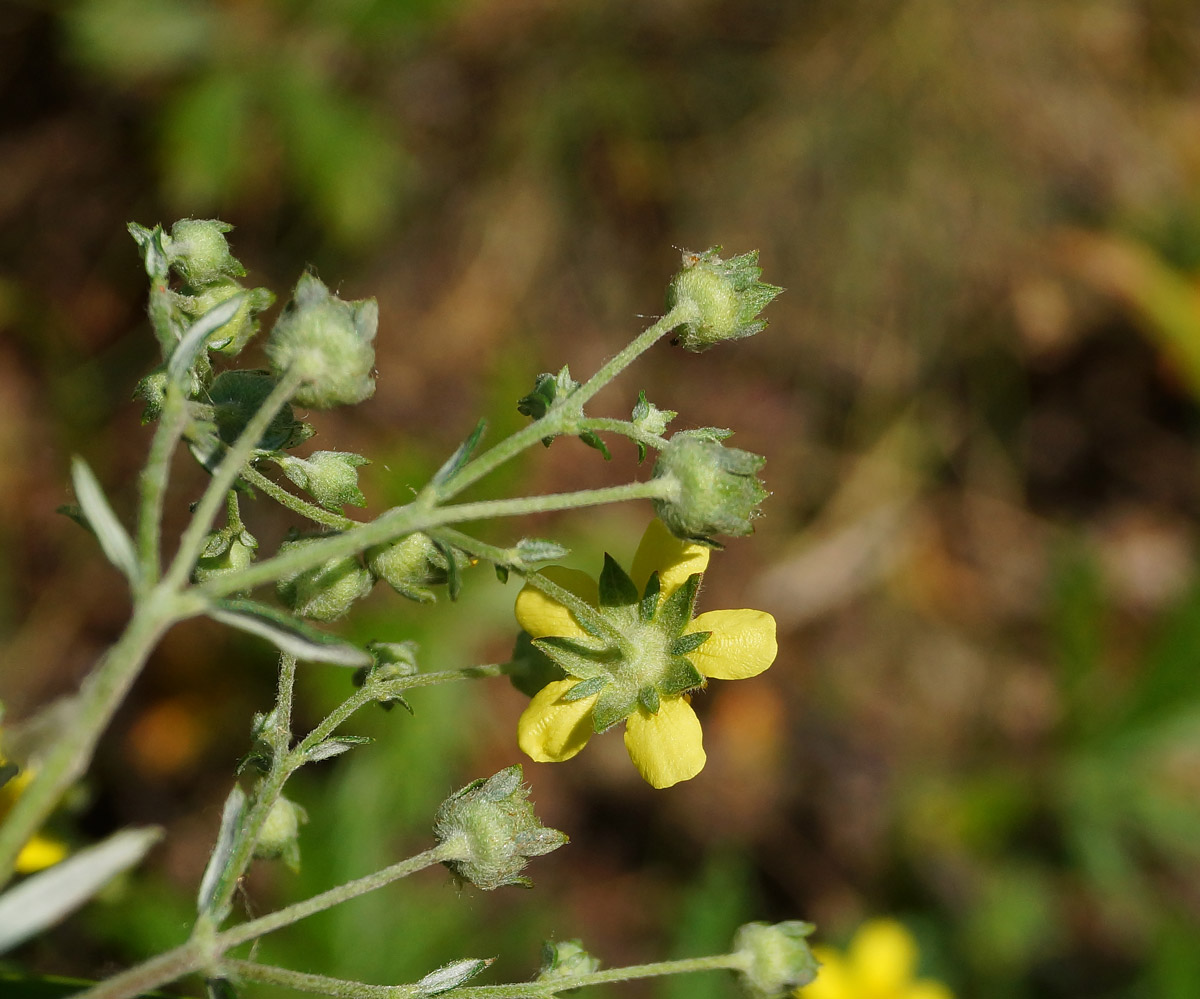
[433,765,567,890]
[652,434,767,542]
[275,535,374,621]
[253,795,307,872]
[168,219,246,287]
[665,247,781,352]
[367,533,466,603]
[537,939,601,983]
[266,273,377,409]
[732,921,819,999]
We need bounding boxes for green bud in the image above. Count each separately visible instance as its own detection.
[433,765,567,890]
[367,533,468,603]
[537,939,601,983]
[253,795,307,872]
[275,535,374,621]
[266,273,377,409]
[133,368,170,424]
[665,247,782,352]
[208,369,311,453]
[275,451,369,512]
[732,921,819,999]
[168,219,246,287]
[178,280,276,357]
[355,640,421,712]
[652,434,768,542]
[193,528,258,585]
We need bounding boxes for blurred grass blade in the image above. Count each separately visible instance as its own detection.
[196,785,245,916]
[208,599,372,667]
[0,827,162,953]
[71,456,139,584]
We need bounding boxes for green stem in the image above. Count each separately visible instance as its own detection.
[576,417,669,453]
[135,387,189,589]
[74,845,456,999]
[216,843,456,951]
[241,464,357,530]
[0,589,193,883]
[220,960,414,998]
[165,367,304,590]
[198,479,675,601]
[221,950,747,999]
[436,305,691,503]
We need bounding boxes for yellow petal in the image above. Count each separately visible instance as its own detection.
[623,696,706,788]
[16,834,68,873]
[631,520,710,596]
[798,947,852,999]
[686,610,777,679]
[515,567,598,639]
[517,679,598,762]
[849,919,919,994]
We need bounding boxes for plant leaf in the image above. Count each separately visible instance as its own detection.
[0,827,162,954]
[432,419,487,486]
[208,599,371,667]
[196,785,245,916]
[71,457,139,584]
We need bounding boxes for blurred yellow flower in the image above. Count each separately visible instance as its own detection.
[0,760,68,873]
[515,520,777,788]
[799,920,953,999]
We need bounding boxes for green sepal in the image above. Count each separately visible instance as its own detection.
[495,564,509,583]
[206,978,238,999]
[640,571,661,622]
[578,430,611,460]
[658,658,705,697]
[432,538,463,601]
[508,631,567,698]
[275,451,369,511]
[638,685,660,714]
[0,763,19,792]
[564,676,607,702]
[532,636,618,681]
[127,222,170,282]
[433,418,487,487]
[517,366,578,421]
[655,573,702,636]
[598,553,638,608]
[591,687,638,733]
[306,735,373,763]
[670,631,710,656]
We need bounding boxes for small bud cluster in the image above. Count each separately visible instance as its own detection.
[432,765,567,890]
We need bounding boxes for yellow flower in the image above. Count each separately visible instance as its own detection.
[514,520,777,788]
[0,762,68,873]
[799,920,953,999]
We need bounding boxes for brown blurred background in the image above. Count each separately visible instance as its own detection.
[5,1,1200,996]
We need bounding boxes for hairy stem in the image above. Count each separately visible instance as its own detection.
[434,304,692,502]
[241,464,357,530]
[135,387,189,589]
[198,479,675,601]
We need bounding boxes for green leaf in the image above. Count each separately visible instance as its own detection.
[71,456,139,584]
[306,735,372,763]
[432,418,487,486]
[414,958,493,997]
[578,430,611,460]
[196,785,245,917]
[207,598,371,667]
[0,827,162,953]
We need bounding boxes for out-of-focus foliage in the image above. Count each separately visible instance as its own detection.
[6,0,1200,997]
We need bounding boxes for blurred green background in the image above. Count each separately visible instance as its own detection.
[4,0,1200,996]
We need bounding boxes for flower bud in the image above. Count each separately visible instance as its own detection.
[276,451,369,512]
[367,533,466,603]
[537,939,601,983]
[253,795,307,872]
[732,921,819,999]
[266,273,377,409]
[275,535,374,621]
[168,219,246,287]
[665,247,781,352]
[652,434,768,541]
[433,765,567,890]
[178,280,276,357]
[193,528,258,585]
